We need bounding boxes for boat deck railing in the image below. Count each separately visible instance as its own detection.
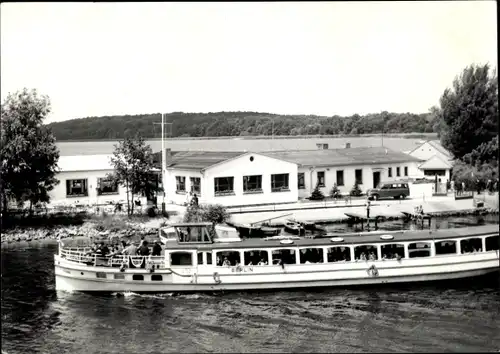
[59,247,166,268]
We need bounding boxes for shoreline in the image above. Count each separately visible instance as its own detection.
[1,206,497,246]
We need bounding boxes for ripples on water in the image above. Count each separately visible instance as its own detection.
[2,217,500,353]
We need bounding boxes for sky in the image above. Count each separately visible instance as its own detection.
[1,1,497,123]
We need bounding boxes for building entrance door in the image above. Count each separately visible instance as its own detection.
[373,171,381,189]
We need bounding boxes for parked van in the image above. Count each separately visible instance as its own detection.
[368,182,410,200]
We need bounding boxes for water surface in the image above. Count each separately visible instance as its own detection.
[2,216,500,353]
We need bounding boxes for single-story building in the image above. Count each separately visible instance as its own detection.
[158,150,299,207]
[155,145,424,206]
[265,145,424,199]
[407,140,454,183]
[49,155,130,206]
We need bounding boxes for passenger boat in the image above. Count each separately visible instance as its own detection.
[54,222,500,293]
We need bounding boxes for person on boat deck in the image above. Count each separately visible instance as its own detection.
[137,240,150,256]
[369,252,376,261]
[360,252,367,261]
[108,245,121,258]
[85,243,98,255]
[152,241,162,256]
[94,242,109,257]
[122,242,138,256]
[258,259,267,265]
[222,257,231,266]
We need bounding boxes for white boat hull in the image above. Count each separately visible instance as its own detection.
[54,251,500,293]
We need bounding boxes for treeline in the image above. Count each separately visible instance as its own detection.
[46,111,438,141]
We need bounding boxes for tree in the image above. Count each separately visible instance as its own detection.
[350,182,362,197]
[0,89,60,212]
[108,135,161,216]
[309,183,325,200]
[329,183,341,199]
[434,64,498,160]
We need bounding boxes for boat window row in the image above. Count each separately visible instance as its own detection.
[94,272,164,281]
[168,235,499,266]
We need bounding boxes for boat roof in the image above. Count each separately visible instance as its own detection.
[163,224,498,251]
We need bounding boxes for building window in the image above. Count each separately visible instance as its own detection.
[404,166,408,176]
[97,177,118,196]
[66,179,88,197]
[396,167,400,177]
[355,169,363,185]
[336,170,344,186]
[317,171,325,187]
[424,169,446,176]
[190,177,201,195]
[298,173,305,189]
[214,177,234,196]
[271,173,289,192]
[176,176,186,193]
[243,175,262,193]
[388,167,392,177]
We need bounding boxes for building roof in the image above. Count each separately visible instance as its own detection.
[408,140,453,160]
[153,146,422,170]
[57,154,114,172]
[418,155,453,170]
[265,146,422,167]
[155,151,244,170]
[427,140,453,159]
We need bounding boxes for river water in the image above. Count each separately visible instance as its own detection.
[2,216,500,353]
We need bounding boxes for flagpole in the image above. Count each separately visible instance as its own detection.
[161,113,167,210]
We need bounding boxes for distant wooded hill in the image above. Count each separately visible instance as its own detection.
[46,111,438,141]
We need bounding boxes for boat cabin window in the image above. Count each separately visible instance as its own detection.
[354,245,378,261]
[485,235,499,251]
[381,244,405,259]
[408,242,431,258]
[132,274,144,281]
[176,225,212,243]
[327,246,351,262]
[435,240,457,255]
[272,249,296,265]
[170,252,193,266]
[216,251,241,266]
[151,274,163,281]
[299,248,324,264]
[460,238,483,253]
[244,250,269,266]
[197,251,213,265]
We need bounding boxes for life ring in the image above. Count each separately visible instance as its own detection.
[213,272,221,284]
[367,264,379,277]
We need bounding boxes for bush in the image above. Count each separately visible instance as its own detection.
[349,182,362,197]
[329,183,341,199]
[309,183,325,200]
[183,204,230,225]
[147,206,157,217]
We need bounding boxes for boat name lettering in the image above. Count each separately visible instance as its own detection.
[232,265,254,273]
